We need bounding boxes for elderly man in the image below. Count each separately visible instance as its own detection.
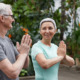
[0,3,32,80]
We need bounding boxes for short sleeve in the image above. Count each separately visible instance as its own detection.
[7,37,19,57]
[31,45,43,59]
[0,45,7,61]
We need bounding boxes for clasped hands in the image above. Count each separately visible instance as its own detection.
[16,34,32,55]
[57,41,66,59]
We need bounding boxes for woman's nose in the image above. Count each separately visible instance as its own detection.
[46,29,49,32]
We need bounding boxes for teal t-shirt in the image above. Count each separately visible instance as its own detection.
[31,41,60,80]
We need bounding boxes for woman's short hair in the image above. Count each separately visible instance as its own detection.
[0,3,12,15]
[40,18,57,29]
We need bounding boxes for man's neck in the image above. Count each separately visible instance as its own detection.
[0,25,8,38]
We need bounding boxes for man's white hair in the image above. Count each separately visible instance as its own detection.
[0,3,12,15]
[40,18,57,29]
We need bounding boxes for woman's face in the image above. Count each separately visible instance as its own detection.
[40,22,56,41]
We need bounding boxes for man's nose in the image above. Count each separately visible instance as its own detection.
[12,18,15,22]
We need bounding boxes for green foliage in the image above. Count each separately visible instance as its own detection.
[1,0,80,76]
[7,23,26,45]
[1,0,57,45]
[19,69,28,77]
[66,24,80,59]
[27,55,35,76]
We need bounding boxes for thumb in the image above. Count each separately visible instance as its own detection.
[16,42,20,49]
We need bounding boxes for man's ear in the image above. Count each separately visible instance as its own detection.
[0,16,2,21]
[0,16,4,22]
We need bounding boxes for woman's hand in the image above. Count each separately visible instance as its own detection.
[57,41,66,58]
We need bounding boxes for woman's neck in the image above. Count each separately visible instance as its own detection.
[41,39,51,47]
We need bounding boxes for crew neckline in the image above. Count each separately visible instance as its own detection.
[39,40,52,48]
[0,36,6,40]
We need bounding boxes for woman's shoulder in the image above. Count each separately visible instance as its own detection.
[51,43,58,48]
[32,41,41,47]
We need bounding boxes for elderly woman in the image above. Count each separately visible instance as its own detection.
[31,18,74,80]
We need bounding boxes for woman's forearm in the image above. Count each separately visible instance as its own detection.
[63,55,75,66]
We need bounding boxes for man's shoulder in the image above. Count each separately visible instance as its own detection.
[0,36,10,41]
[0,36,12,47]
[5,36,11,41]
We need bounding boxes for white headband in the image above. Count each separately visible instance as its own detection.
[40,18,57,29]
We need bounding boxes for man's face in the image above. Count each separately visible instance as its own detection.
[2,9,14,30]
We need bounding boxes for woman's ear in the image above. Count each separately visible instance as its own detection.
[39,28,41,34]
[40,31,41,35]
[54,29,57,34]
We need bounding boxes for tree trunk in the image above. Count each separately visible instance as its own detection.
[60,0,66,40]
[72,0,76,28]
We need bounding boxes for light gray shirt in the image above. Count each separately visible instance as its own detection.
[0,36,19,80]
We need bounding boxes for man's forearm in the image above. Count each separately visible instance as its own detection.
[23,56,29,69]
[12,54,28,75]
[0,53,28,79]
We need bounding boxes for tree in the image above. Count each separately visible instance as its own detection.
[60,0,66,40]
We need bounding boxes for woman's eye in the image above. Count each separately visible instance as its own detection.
[49,27,53,30]
[42,27,54,30]
[42,27,46,30]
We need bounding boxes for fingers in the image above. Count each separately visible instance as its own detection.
[16,42,20,50]
[21,34,32,47]
[59,41,66,48]
[21,35,26,44]
[25,34,30,44]
[59,41,64,46]
[29,39,32,47]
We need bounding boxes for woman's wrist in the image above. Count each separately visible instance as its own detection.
[58,56,64,60]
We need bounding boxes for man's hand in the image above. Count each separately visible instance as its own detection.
[16,34,32,55]
[57,41,66,58]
